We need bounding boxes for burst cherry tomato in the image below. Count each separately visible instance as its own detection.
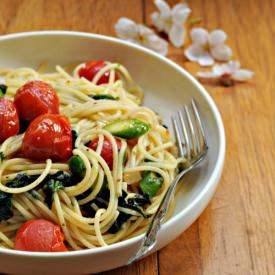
[78,60,119,84]
[22,114,72,161]
[0,97,19,143]
[89,137,122,170]
[15,219,68,252]
[14,80,59,122]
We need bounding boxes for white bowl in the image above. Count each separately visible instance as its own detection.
[0,31,225,275]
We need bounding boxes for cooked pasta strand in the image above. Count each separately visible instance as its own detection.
[0,62,183,251]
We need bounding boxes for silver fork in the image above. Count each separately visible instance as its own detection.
[128,98,208,264]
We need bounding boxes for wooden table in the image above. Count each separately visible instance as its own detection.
[1,0,274,274]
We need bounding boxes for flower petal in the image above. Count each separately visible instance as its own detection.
[169,24,185,48]
[151,12,165,31]
[211,44,232,61]
[190,28,209,45]
[115,18,138,40]
[232,69,254,81]
[212,64,230,75]
[184,44,206,61]
[184,44,214,66]
[209,30,227,46]
[212,61,241,76]
[171,3,191,25]
[197,71,219,79]
[227,60,240,72]
[138,24,155,36]
[154,0,171,17]
[197,53,215,66]
[143,34,168,56]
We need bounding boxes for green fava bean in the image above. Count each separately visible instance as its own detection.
[103,119,150,139]
[139,171,163,198]
[69,155,86,179]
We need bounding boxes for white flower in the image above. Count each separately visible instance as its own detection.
[115,17,168,56]
[184,28,232,66]
[151,0,191,48]
[197,61,254,86]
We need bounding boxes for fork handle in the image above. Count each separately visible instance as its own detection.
[128,154,207,265]
[128,164,195,264]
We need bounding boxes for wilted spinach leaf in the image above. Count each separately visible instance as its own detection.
[72,130,78,149]
[43,179,64,209]
[90,94,118,101]
[42,171,78,208]
[0,173,41,221]
[7,174,39,188]
[0,84,7,96]
[109,212,131,234]
[0,192,12,221]
[109,191,150,234]
[118,191,150,218]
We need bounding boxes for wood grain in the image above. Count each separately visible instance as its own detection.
[1,0,275,274]
[146,0,275,274]
[0,0,144,35]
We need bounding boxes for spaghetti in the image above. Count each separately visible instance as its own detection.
[0,61,182,251]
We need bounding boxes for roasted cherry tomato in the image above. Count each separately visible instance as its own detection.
[0,97,19,143]
[89,137,122,170]
[22,114,72,161]
[14,80,59,122]
[78,60,119,84]
[15,219,68,252]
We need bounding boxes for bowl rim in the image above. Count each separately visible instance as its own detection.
[0,30,225,258]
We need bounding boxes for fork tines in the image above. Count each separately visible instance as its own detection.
[172,99,207,160]
[128,99,209,265]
